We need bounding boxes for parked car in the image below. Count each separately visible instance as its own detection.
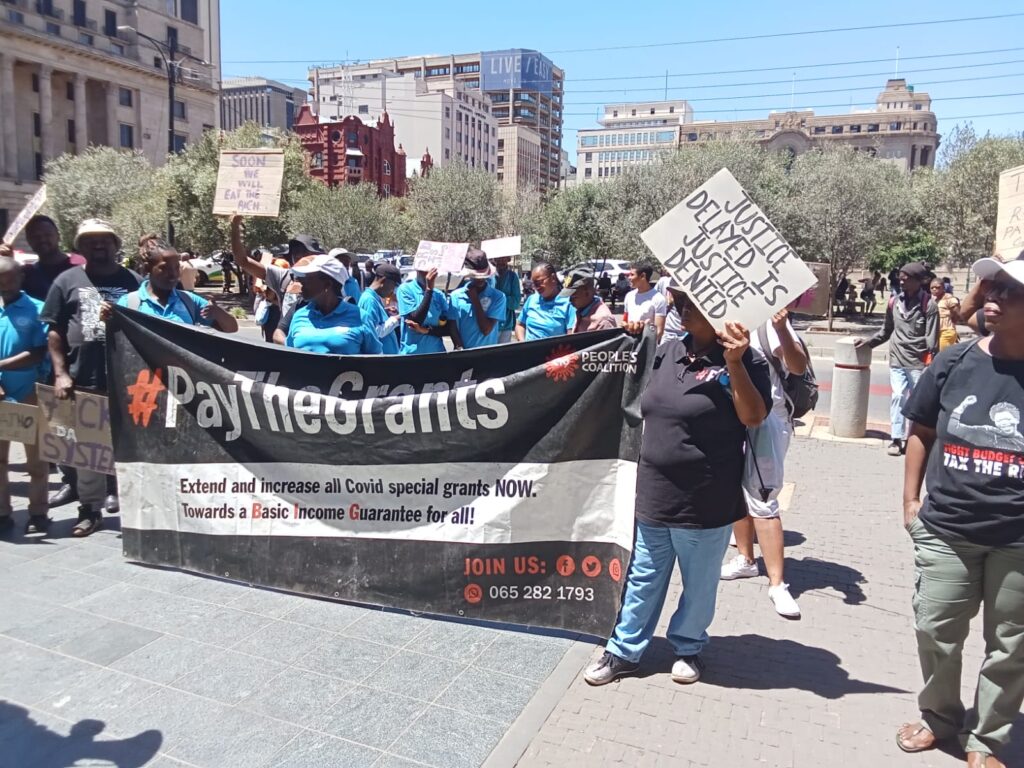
[373,249,403,265]
[189,254,225,286]
[559,259,632,283]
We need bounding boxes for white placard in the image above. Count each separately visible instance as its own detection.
[995,163,1024,260]
[481,235,521,260]
[413,241,469,274]
[641,168,816,331]
[3,185,47,245]
[212,149,285,217]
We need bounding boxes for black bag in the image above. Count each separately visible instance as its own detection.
[757,326,819,420]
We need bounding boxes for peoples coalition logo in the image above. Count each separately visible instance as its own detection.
[545,346,639,382]
[544,345,580,382]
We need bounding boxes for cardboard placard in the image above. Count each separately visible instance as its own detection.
[3,185,47,245]
[212,149,285,217]
[790,262,830,316]
[995,164,1024,260]
[413,241,469,274]
[0,401,39,445]
[481,236,521,260]
[641,168,816,331]
[35,384,114,475]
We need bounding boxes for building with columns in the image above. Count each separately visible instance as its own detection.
[0,0,221,234]
[221,76,306,131]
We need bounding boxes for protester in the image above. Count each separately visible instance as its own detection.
[654,266,671,295]
[41,219,140,536]
[253,286,281,343]
[396,266,450,354]
[219,249,235,294]
[720,309,806,619]
[861,271,882,315]
[492,255,522,344]
[623,263,667,341]
[178,250,199,292]
[0,259,50,535]
[929,278,961,352]
[285,255,381,354]
[855,262,938,456]
[585,286,771,686]
[597,272,612,301]
[896,255,1024,768]
[516,263,576,341]
[0,215,85,301]
[357,262,402,355]
[116,241,237,332]
[562,267,616,333]
[942,275,955,295]
[611,273,630,311]
[329,248,362,301]
[446,250,506,350]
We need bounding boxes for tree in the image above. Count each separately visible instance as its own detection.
[869,227,939,273]
[534,184,613,267]
[286,182,406,252]
[43,147,165,250]
[403,163,502,245]
[775,146,914,329]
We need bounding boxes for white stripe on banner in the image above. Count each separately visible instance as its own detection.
[120,459,637,546]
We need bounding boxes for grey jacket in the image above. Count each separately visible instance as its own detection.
[867,289,939,369]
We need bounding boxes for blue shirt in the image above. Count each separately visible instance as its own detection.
[0,292,48,403]
[344,277,363,303]
[519,293,576,341]
[396,279,449,355]
[286,299,382,355]
[448,285,507,349]
[117,280,213,326]
[357,289,399,355]
[494,270,522,332]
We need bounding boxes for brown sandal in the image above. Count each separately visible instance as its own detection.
[896,722,936,753]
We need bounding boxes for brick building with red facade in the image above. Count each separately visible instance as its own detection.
[293,105,408,196]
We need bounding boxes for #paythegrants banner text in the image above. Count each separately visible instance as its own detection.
[107,308,651,636]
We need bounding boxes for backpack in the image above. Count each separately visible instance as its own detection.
[757,325,819,420]
[126,290,201,324]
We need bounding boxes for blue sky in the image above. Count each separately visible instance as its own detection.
[221,1,1024,154]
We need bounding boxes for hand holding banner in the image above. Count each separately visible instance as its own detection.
[414,241,469,274]
[641,168,816,331]
[212,150,285,218]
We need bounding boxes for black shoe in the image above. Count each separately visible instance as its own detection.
[24,515,50,535]
[48,484,78,508]
[583,651,639,685]
[72,507,102,538]
[0,515,13,536]
[103,494,119,514]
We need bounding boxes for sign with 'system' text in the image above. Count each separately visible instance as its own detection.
[995,164,1024,260]
[0,401,38,445]
[414,241,469,274]
[35,385,114,475]
[3,185,47,245]
[641,168,816,332]
[213,150,285,218]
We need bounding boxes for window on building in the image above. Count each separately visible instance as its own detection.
[426,66,450,77]
[889,122,901,131]
[119,123,134,148]
[33,113,41,138]
[456,112,462,122]
[850,125,861,133]
[454,63,479,74]
[914,103,923,110]
[445,127,450,139]
[812,126,825,134]
[444,106,450,118]
[173,100,187,119]
[35,153,43,180]
[585,152,592,161]
[172,133,187,153]
[912,122,917,130]
[867,123,879,133]
[584,167,592,179]
[456,132,462,143]
[920,146,931,166]
[31,74,39,93]
[383,159,391,175]
[73,0,86,26]
[358,104,368,114]
[612,110,618,117]
[445,148,450,159]
[497,139,504,150]
[66,118,76,143]
[104,9,117,36]
[153,55,162,68]
[181,0,198,23]
[66,81,75,100]
[45,21,60,36]
[669,106,675,113]
[119,87,133,107]
[831,126,843,134]
[78,32,93,45]
[310,152,322,169]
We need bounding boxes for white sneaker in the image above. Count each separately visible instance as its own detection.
[671,655,703,684]
[720,554,759,581]
[768,583,801,618]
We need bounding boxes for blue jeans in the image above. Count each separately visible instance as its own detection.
[890,367,923,440]
[607,522,733,663]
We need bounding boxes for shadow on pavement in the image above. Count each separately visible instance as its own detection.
[0,701,161,767]
[783,556,867,605]
[782,529,806,548]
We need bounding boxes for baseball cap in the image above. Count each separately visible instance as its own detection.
[973,249,1024,287]
[559,266,595,297]
[291,254,350,285]
[461,248,495,278]
[899,262,931,280]
[288,234,322,256]
[74,218,121,252]
[328,247,351,260]
[374,262,402,283]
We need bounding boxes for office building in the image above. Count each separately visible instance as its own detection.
[312,48,564,192]
[221,76,306,131]
[293,104,407,197]
[0,0,221,230]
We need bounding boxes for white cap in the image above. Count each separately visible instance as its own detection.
[973,254,1024,287]
[328,247,351,259]
[291,254,350,285]
[74,218,121,252]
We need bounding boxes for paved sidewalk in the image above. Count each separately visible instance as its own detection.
[515,436,1024,768]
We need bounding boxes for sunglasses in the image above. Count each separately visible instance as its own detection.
[986,281,1024,300]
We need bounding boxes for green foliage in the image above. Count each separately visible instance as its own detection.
[285,182,406,252]
[403,163,502,245]
[869,228,939,273]
[533,184,612,267]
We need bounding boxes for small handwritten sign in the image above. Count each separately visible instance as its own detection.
[481,236,521,260]
[995,163,1024,260]
[212,150,285,217]
[413,241,469,274]
[35,385,114,475]
[641,168,816,331]
[0,401,38,445]
[3,185,47,245]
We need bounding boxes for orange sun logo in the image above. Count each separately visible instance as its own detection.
[544,344,580,382]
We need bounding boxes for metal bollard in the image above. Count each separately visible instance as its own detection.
[830,337,872,438]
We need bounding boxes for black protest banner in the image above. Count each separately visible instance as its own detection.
[106,307,652,636]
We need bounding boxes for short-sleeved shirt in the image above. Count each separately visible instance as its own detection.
[286,300,382,355]
[936,295,960,332]
[494,270,522,332]
[21,254,86,302]
[40,265,141,391]
[624,287,668,325]
[574,297,617,333]
[519,293,576,341]
[0,292,48,402]
[265,264,302,320]
[396,280,448,355]
[904,341,1024,547]
[448,285,507,349]
[117,280,213,327]
[344,276,362,303]
[357,289,399,355]
[636,338,773,529]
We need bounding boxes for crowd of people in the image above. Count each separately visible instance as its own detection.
[0,210,1020,767]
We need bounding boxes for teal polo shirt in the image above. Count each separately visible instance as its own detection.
[117,280,213,326]
[0,292,48,402]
